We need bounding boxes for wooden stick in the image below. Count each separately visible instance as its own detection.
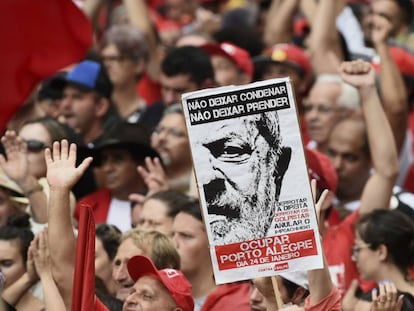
[271,275,284,309]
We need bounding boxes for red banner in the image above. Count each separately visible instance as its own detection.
[0,0,92,132]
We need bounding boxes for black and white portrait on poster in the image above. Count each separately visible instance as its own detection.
[193,110,291,245]
[182,78,323,284]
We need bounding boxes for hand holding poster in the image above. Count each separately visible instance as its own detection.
[182,78,323,284]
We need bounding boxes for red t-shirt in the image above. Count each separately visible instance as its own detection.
[323,211,375,297]
[304,286,342,311]
[137,73,162,106]
[74,188,112,224]
[200,282,250,311]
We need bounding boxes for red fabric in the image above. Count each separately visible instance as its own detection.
[72,205,97,310]
[327,208,341,227]
[304,286,342,311]
[323,211,376,297]
[74,188,112,223]
[200,282,250,311]
[72,198,109,311]
[0,0,92,132]
[137,73,162,106]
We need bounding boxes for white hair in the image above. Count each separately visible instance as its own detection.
[315,74,360,111]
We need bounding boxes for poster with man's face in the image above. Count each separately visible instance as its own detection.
[182,78,323,284]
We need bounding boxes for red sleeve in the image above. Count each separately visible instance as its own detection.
[305,286,342,311]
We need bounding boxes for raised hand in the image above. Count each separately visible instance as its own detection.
[26,237,40,283]
[0,130,29,183]
[45,140,93,191]
[31,229,52,279]
[310,179,330,225]
[371,281,404,311]
[338,60,376,89]
[342,279,361,311]
[138,157,168,193]
[129,157,169,205]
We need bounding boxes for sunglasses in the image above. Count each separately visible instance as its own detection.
[25,140,48,152]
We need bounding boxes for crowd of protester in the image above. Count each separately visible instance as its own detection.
[2,0,414,310]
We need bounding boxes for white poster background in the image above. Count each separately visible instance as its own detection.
[182,78,323,284]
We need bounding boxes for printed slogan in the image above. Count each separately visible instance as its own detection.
[215,230,317,271]
[185,82,290,125]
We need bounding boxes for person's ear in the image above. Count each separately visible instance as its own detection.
[291,287,307,305]
[95,97,110,118]
[377,244,388,262]
[172,307,182,311]
[274,147,291,198]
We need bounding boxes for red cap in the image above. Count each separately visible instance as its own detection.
[258,43,311,77]
[305,147,338,193]
[127,256,194,311]
[202,42,253,79]
[371,45,414,77]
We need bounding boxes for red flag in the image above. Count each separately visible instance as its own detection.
[0,0,93,132]
[73,205,109,311]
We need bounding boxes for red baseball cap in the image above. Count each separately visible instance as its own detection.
[254,43,311,77]
[202,42,253,79]
[371,45,414,77]
[127,255,194,311]
[305,147,338,193]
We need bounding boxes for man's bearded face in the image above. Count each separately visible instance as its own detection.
[191,113,286,245]
[199,119,280,244]
[206,169,278,244]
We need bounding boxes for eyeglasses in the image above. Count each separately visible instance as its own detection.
[101,55,125,63]
[25,140,48,153]
[351,244,372,259]
[302,102,340,114]
[152,126,186,139]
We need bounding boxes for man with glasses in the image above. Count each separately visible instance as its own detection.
[303,74,360,152]
[100,24,152,124]
[150,104,193,192]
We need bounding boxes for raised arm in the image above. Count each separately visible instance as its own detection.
[31,229,66,311]
[81,0,105,23]
[46,140,92,308]
[339,60,398,215]
[0,131,47,223]
[263,0,300,47]
[123,0,161,82]
[305,180,340,306]
[372,15,408,154]
[308,0,345,74]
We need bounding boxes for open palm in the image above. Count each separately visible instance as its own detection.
[45,140,92,190]
[0,131,29,182]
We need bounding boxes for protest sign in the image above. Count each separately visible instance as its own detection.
[182,78,323,284]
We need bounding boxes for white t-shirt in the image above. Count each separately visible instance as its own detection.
[107,198,132,232]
